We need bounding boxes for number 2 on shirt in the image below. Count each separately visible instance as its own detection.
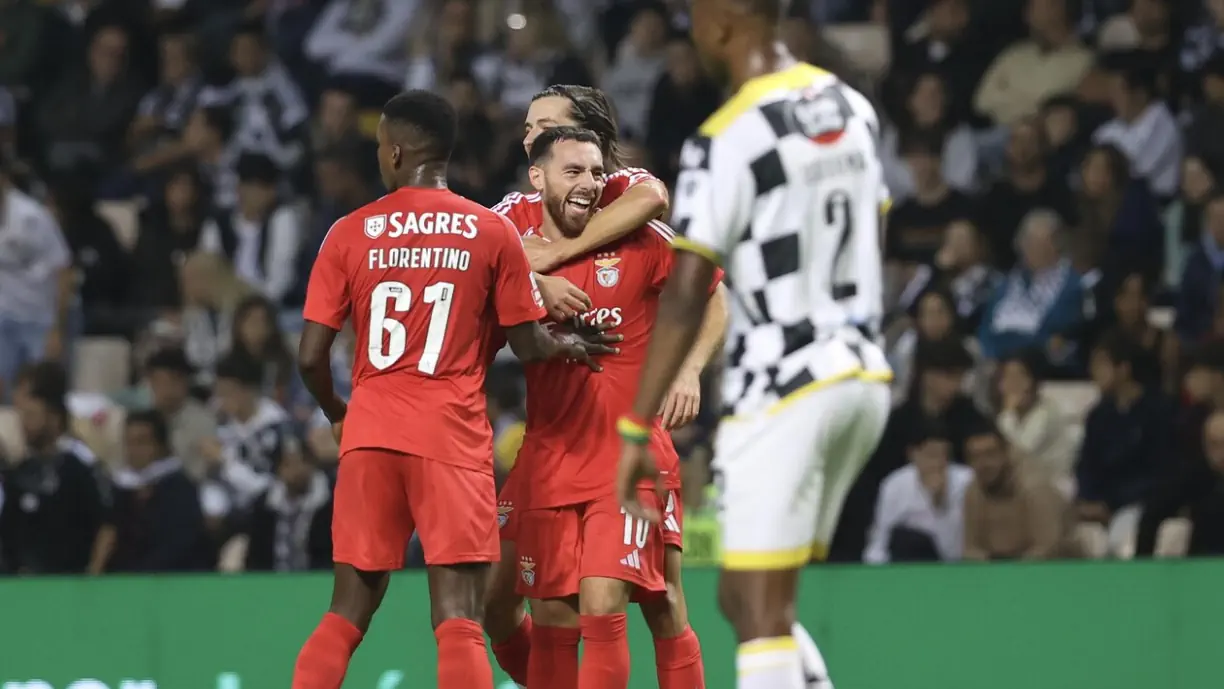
[368,280,455,374]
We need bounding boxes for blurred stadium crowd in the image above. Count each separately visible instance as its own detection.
[2,0,1224,575]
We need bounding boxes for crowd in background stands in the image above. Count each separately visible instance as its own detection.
[2,0,1224,576]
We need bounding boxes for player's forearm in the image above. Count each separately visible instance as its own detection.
[630,256,713,419]
[555,181,669,261]
[300,362,347,423]
[679,283,728,374]
[505,322,563,363]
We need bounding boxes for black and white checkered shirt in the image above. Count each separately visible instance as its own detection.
[671,63,892,418]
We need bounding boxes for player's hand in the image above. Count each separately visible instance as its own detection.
[659,368,701,429]
[567,317,624,351]
[536,274,590,320]
[553,331,618,372]
[523,235,570,273]
[331,421,344,445]
[617,443,663,524]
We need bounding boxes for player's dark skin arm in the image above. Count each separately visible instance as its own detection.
[298,321,347,424]
[629,251,717,431]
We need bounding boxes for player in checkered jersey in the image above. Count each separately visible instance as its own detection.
[485,85,727,689]
[616,1,894,689]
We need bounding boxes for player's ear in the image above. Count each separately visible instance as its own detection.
[391,143,403,170]
[528,164,546,193]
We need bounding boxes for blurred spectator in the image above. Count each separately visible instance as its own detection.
[182,105,239,209]
[833,339,987,561]
[228,295,294,401]
[403,0,485,94]
[0,158,72,398]
[864,421,973,564]
[1039,94,1092,189]
[199,152,301,305]
[37,24,144,175]
[445,75,499,203]
[1098,0,1181,102]
[242,438,332,572]
[885,0,986,124]
[880,71,979,200]
[979,209,1086,371]
[177,251,251,387]
[976,118,1077,268]
[471,8,592,115]
[129,28,206,173]
[1184,409,1224,555]
[0,362,114,574]
[1183,53,1224,171]
[200,354,291,523]
[1166,156,1218,265]
[1093,52,1181,199]
[304,0,416,91]
[602,3,670,141]
[996,352,1078,495]
[1106,271,1175,390]
[200,22,308,174]
[962,422,1077,560]
[108,410,211,572]
[47,174,131,337]
[1178,0,1224,81]
[1175,192,1224,343]
[896,220,1002,332]
[1076,331,1173,558]
[0,0,50,87]
[144,348,216,482]
[1074,143,1165,286]
[646,37,720,185]
[888,289,981,405]
[296,144,377,283]
[310,83,376,172]
[131,167,209,311]
[974,0,1094,126]
[885,129,975,267]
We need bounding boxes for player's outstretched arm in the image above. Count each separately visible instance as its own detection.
[504,320,621,371]
[298,321,348,424]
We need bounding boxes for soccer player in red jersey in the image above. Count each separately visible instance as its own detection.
[506,126,723,689]
[289,91,617,689]
[485,88,724,689]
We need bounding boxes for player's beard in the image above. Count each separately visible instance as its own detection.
[543,187,597,237]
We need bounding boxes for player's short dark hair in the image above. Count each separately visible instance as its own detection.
[146,348,194,377]
[196,105,235,142]
[236,152,279,185]
[15,361,69,422]
[382,90,458,162]
[528,126,602,166]
[908,418,952,448]
[215,353,264,389]
[126,409,171,450]
[531,85,627,168]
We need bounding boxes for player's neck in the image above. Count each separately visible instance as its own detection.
[538,212,567,242]
[393,164,449,191]
[727,38,796,94]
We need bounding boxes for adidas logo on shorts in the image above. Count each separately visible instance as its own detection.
[620,550,642,571]
[519,556,535,586]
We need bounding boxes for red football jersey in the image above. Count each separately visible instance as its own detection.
[491,166,658,235]
[303,187,547,472]
[515,220,716,509]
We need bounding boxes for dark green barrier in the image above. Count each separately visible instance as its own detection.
[1,561,1220,688]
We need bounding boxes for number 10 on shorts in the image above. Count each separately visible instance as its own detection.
[621,508,649,548]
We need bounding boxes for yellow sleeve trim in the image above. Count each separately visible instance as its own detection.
[673,236,723,266]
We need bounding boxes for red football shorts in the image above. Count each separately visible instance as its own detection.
[333,448,499,570]
[662,489,684,550]
[498,465,525,543]
[514,490,667,600]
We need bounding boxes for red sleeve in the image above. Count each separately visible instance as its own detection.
[491,191,532,232]
[492,215,549,327]
[601,167,663,208]
[302,219,351,330]
[645,220,724,294]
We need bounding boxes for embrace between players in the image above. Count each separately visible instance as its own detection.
[290,84,726,689]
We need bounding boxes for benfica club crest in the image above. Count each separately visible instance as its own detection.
[497,500,513,529]
[595,256,621,288]
[520,557,536,586]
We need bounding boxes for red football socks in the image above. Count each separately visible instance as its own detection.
[491,613,534,686]
[578,614,631,689]
[527,623,581,689]
[436,618,495,689]
[291,612,364,689]
[655,626,706,689]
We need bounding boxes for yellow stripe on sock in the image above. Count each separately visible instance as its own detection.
[737,636,797,656]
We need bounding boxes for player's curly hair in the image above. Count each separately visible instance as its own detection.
[531,85,627,170]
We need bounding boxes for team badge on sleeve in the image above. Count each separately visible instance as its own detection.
[595,256,621,288]
[364,214,387,239]
[519,556,536,586]
[497,500,514,528]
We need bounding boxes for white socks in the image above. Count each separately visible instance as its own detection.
[792,621,834,688]
[737,636,806,689]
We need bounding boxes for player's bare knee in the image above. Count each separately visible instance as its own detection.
[718,570,793,642]
[531,596,580,628]
[578,576,632,616]
[328,564,390,632]
[427,562,489,628]
[639,585,685,638]
[483,595,524,642]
